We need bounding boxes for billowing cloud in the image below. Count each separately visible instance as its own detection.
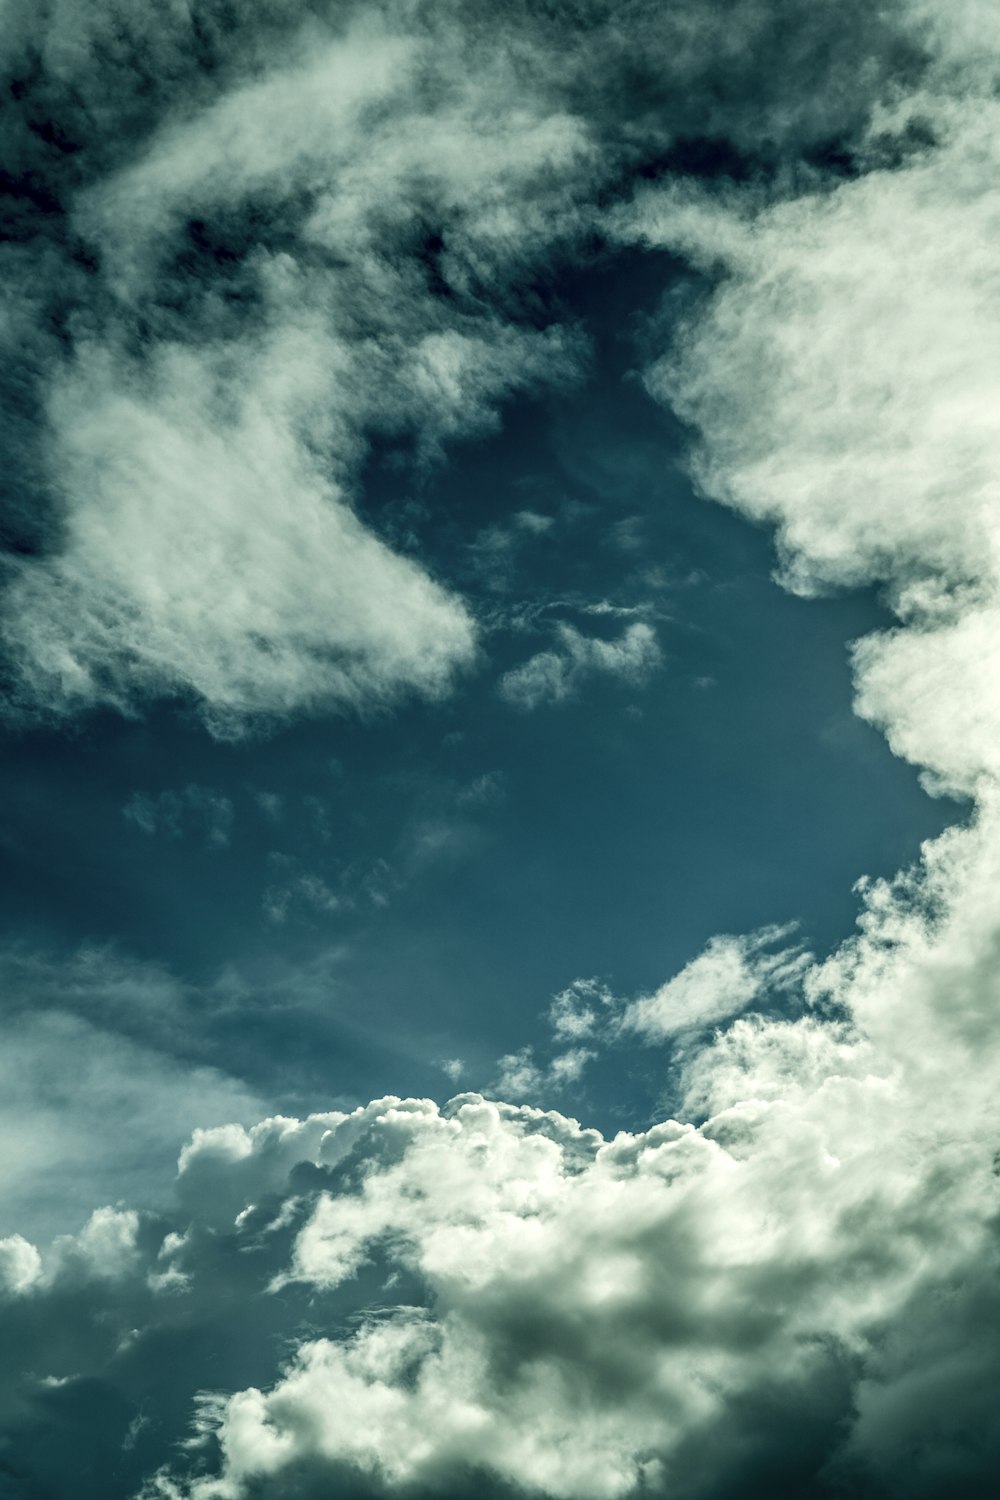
[100,4,999,1491]
[630,11,1000,804]
[6,797,1000,1498]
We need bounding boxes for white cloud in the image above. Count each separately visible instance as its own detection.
[135,842,1000,1496]
[491,1044,596,1100]
[1,335,479,735]
[548,978,615,1042]
[622,929,809,1041]
[2,0,907,737]
[499,621,662,710]
[0,1234,42,1296]
[3,791,1000,1498]
[0,12,592,735]
[99,13,1000,1497]
[630,62,1000,804]
[5,4,1000,1497]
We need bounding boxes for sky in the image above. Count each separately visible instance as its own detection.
[0,2,998,1497]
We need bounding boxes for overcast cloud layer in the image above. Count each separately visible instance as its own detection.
[2,1,999,1497]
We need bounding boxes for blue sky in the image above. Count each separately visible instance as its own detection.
[0,4,998,1499]
[0,245,957,1148]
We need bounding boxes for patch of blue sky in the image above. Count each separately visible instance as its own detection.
[0,249,962,1137]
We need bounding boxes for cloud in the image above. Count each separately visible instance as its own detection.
[2,789,1000,1498]
[0,8,591,734]
[492,1044,595,1100]
[629,27,1000,807]
[1,334,481,735]
[499,621,662,710]
[84,11,1000,1496]
[0,1235,41,1296]
[261,866,342,926]
[0,0,932,735]
[622,929,810,1041]
[0,944,264,1241]
[148,804,1000,1497]
[3,4,1000,1498]
[8,805,992,1500]
[548,977,616,1042]
[253,790,284,822]
[124,785,234,847]
[0,1008,261,1245]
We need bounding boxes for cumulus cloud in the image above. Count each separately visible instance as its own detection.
[92,7,1000,1493]
[8,800,1000,1500]
[4,788,1000,1499]
[499,621,662,710]
[133,800,1000,1497]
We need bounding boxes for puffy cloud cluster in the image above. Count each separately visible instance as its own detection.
[6,800,1000,1499]
[100,2,1000,1491]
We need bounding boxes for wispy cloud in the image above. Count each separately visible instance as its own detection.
[499,621,662,710]
[124,785,234,847]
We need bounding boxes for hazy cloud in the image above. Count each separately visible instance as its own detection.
[124,785,234,847]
